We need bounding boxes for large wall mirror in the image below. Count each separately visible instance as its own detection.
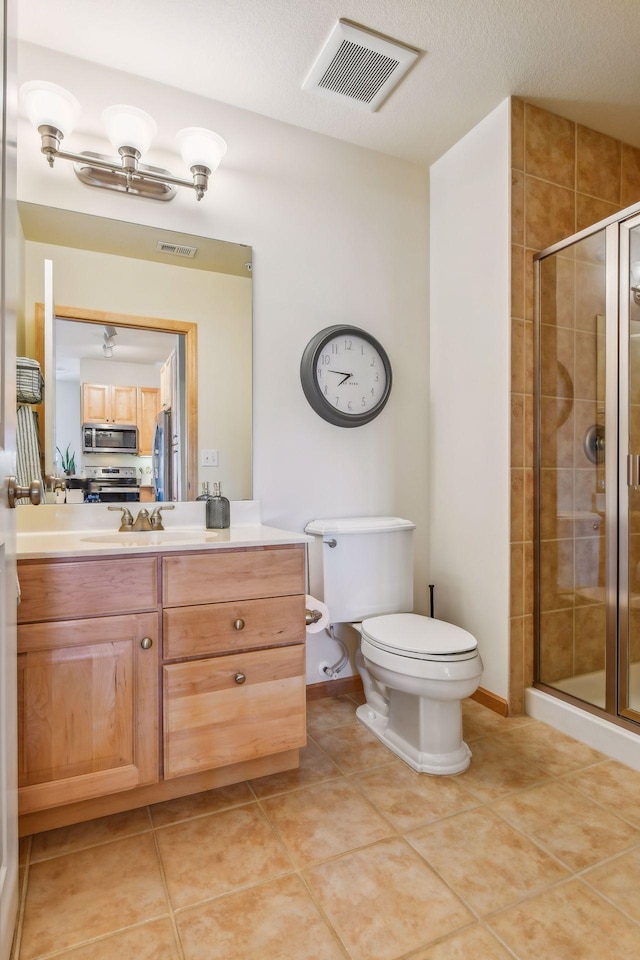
[17,203,253,504]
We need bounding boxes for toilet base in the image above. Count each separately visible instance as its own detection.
[356,698,472,776]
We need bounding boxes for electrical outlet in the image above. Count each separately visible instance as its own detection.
[201,449,219,467]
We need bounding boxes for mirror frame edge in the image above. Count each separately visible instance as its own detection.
[34,302,198,499]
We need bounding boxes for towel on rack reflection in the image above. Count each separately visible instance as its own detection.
[16,404,44,503]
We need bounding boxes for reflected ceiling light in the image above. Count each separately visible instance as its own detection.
[21,81,227,202]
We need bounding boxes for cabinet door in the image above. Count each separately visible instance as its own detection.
[81,383,109,423]
[17,612,159,814]
[137,387,160,456]
[111,385,137,425]
[163,645,305,779]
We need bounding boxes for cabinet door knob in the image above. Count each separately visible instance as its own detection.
[140,637,153,650]
[234,618,245,631]
[234,672,246,684]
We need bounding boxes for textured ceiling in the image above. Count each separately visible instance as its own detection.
[18,0,640,167]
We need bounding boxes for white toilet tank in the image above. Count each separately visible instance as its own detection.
[305,517,415,623]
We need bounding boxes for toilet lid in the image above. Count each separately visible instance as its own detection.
[361,613,478,659]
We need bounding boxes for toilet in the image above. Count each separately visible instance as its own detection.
[305,517,483,775]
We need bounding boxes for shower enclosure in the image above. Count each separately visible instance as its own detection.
[535,200,640,729]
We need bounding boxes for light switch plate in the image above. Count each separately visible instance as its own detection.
[201,449,219,467]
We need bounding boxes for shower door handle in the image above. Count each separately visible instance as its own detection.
[627,454,640,488]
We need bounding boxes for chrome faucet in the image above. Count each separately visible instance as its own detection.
[150,504,175,530]
[108,505,134,531]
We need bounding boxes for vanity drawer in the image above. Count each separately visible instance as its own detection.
[163,644,306,779]
[17,557,159,623]
[162,545,305,607]
[163,594,305,660]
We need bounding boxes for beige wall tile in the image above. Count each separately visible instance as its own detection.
[525,177,575,251]
[540,468,574,540]
[574,260,606,332]
[524,615,534,685]
[539,609,573,681]
[511,244,525,320]
[576,193,619,233]
[540,397,573,469]
[511,318,525,393]
[511,469,525,542]
[524,395,534,467]
[577,125,621,205]
[621,142,640,208]
[511,394,524,467]
[511,169,524,245]
[525,104,575,188]
[510,543,524,617]
[524,540,534,615]
[574,603,606,674]
[509,616,524,692]
[524,468,534,541]
[540,325,574,398]
[511,97,525,171]
[524,320,534,394]
[574,331,598,401]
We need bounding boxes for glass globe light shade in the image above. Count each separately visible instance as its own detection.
[20,81,81,137]
[101,104,157,155]
[176,127,227,172]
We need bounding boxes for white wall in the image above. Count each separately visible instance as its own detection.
[429,99,511,699]
[18,43,430,682]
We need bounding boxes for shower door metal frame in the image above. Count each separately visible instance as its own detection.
[618,210,640,724]
[533,199,640,731]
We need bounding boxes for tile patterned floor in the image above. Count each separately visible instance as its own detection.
[11,696,640,960]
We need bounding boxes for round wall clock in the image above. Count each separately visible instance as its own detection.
[300,325,392,427]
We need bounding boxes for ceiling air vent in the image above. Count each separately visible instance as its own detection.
[302,19,420,112]
[156,240,197,258]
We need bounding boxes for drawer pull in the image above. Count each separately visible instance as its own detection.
[234,672,246,685]
[140,637,153,650]
[234,618,245,631]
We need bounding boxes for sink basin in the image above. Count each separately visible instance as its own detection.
[81,531,218,547]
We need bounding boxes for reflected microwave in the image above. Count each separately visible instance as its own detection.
[82,423,138,454]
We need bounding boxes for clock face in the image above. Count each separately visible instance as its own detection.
[300,325,392,427]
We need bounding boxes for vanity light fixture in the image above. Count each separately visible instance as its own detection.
[21,81,227,202]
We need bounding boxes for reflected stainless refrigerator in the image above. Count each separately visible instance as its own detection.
[152,409,173,501]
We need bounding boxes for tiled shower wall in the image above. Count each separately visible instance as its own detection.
[509,98,640,715]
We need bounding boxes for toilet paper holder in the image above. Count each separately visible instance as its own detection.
[305,608,323,626]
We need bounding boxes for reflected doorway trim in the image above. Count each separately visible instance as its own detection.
[33,302,198,500]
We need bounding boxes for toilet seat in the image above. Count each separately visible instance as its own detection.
[361,613,478,662]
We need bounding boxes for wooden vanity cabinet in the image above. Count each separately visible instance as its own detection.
[17,557,160,817]
[17,543,307,833]
[162,546,307,780]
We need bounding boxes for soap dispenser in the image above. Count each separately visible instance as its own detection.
[195,481,210,501]
[206,481,230,529]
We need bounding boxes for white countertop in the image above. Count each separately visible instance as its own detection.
[17,525,311,559]
[16,501,310,559]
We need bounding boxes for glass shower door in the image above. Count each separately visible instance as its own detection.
[536,226,611,709]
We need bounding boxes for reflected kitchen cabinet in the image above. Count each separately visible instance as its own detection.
[82,383,137,425]
[137,387,160,456]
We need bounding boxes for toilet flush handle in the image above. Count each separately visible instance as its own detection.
[324,539,337,548]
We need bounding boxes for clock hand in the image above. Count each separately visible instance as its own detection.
[328,370,354,385]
